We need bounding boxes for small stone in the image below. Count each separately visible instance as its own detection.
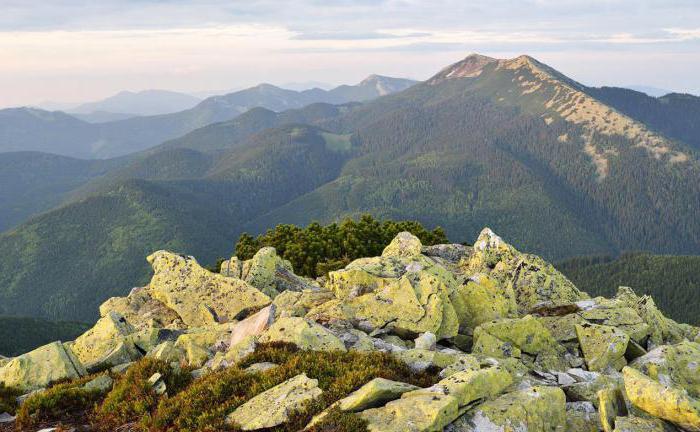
[414,332,437,351]
[244,362,278,374]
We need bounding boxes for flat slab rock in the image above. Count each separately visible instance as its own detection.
[226,373,322,430]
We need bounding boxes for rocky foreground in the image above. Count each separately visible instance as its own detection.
[1,228,700,431]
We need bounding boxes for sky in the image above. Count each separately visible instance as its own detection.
[1,0,699,108]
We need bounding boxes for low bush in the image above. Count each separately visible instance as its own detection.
[305,407,368,432]
[148,342,439,432]
[0,382,21,415]
[15,375,103,429]
[92,358,192,431]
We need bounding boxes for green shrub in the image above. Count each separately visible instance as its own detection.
[148,342,439,432]
[305,407,368,432]
[92,358,192,431]
[0,382,21,415]
[15,375,104,429]
[235,214,448,277]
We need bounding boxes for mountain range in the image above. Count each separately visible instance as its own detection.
[1,54,700,322]
[0,75,416,159]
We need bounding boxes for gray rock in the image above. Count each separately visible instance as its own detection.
[414,332,437,351]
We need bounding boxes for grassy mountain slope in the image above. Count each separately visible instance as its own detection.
[2,54,700,322]
[558,254,700,325]
[588,87,700,150]
[0,126,355,321]
[0,152,125,232]
[0,316,90,357]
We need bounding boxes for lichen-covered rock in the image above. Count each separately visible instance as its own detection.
[226,374,322,430]
[71,311,138,372]
[579,298,651,343]
[146,251,271,327]
[258,317,345,351]
[0,341,85,390]
[563,370,623,407]
[414,332,437,351]
[598,387,628,432]
[449,386,567,432]
[382,231,423,258]
[329,269,459,339]
[630,341,700,399]
[615,287,688,347]
[450,274,515,332]
[241,247,318,298]
[393,349,458,372]
[99,287,184,330]
[612,415,676,432]
[461,228,587,313]
[147,341,186,364]
[210,334,258,370]
[230,305,276,347]
[422,243,471,263]
[308,377,419,428]
[83,374,114,392]
[174,334,211,367]
[473,315,562,358]
[576,323,629,372]
[623,366,700,431]
[566,401,601,432]
[411,366,512,408]
[272,289,335,318]
[360,392,459,432]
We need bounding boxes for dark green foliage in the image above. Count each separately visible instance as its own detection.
[15,375,104,429]
[0,316,90,357]
[92,358,192,431]
[558,253,700,325]
[305,407,368,432]
[0,382,21,415]
[148,342,439,432]
[235,214,448,277]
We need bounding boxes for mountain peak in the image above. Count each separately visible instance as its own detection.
[428,53,498,83]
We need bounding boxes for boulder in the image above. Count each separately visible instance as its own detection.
[612,415,676,432]
[410,366,512,407]
[461,228,587,313]
[308,378,419,428]
[240,247,317,298]
[147,341,186,364]
[566,401,601,432]
[360,392,459,432]
[472,315,562,358]
[258,317,346,351]
[450,274,515,332]
[99,287,184,330]
[623,366,700,431]
[0,341,85,391]
[630,341,700,399]
[71,311,138,372]
[578,298,651,343]
[230,305,276,347]
[393,349,459,372]
[449,386,567,432]
[422,243,471,263]
[382,232,423,258]
[243,362,278,374]
[146,251,271,327]
[615,286,687,347]
[83,374,114,393]
[272,289,335,318]
[576,323,629,372]
[209,335,258,370]
[226,374,322,430]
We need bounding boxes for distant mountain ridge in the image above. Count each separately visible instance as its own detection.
[69,89,202,116]
[0,75,417,159]
[1,54,700,322]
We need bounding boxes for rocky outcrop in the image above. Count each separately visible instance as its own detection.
[3,228,699,432]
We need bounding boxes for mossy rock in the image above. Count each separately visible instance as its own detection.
[451,386,567,431]
[0,341,86,391]
[576,323,629,372]
[71,311,137,372]
[258,317,346,352]
[473,315,561,357]
[360,392,459,432]
[623,366,700,431]
[630,341,700,399]
[147,251,271,327]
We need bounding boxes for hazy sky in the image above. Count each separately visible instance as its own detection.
[2,0,699,108]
